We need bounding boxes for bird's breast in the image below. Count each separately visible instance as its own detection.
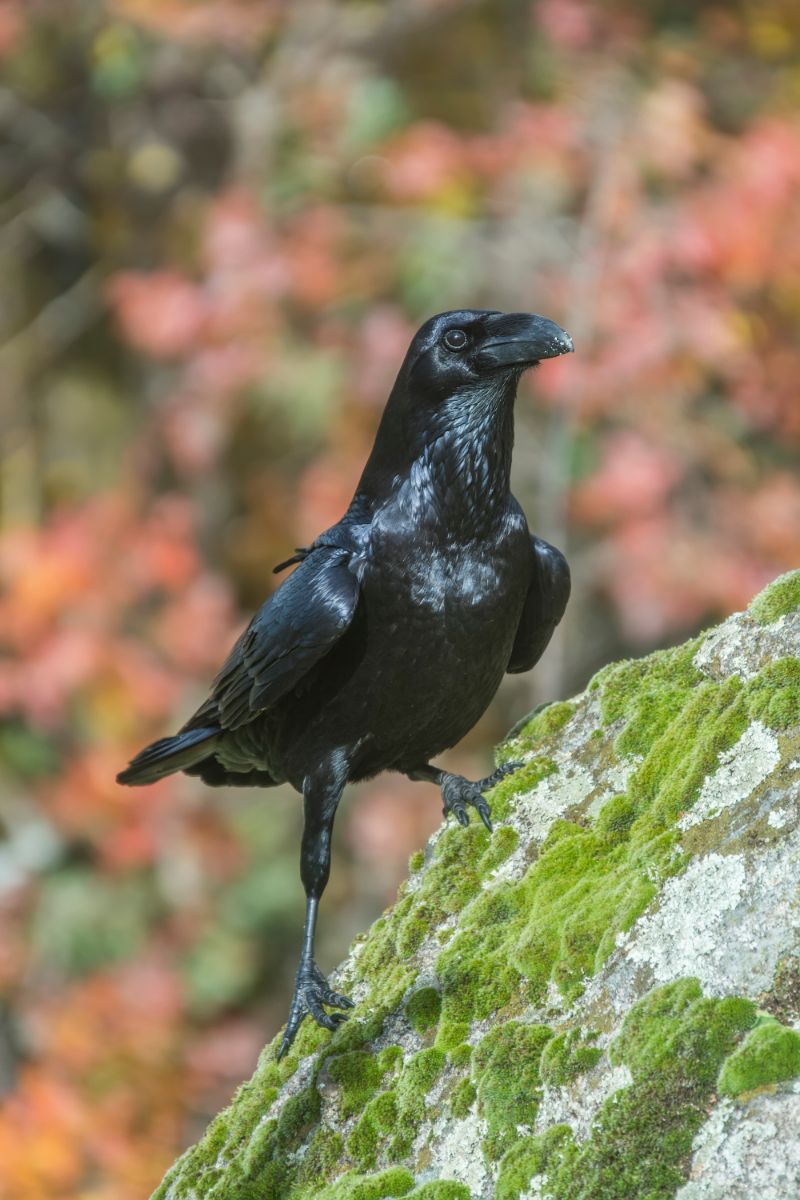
[365,503,529,641]
[404,550,506,613]
[348,521,527,772]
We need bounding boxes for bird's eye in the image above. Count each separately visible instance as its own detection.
[443,328,468,351]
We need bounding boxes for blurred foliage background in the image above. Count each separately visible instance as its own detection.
[0,0,799,1195]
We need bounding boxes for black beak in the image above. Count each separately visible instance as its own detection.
[477,311,574,369]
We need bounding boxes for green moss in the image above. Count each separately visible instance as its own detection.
[291,1012,333,1059]
[326,969,415,1057]
[347,1092,399,1170]
[478,824,519,873]
[408,850,425,873]
[395,912,430,959]
[216,1053,290,1153]
[449,1078,477,1118]
[505,700,577,749]
[429,647,774,1036]
[391,824,488,959]
[405,987,441,1034]
[483,755,558,816]
[536,980,757,1199]
[152,598,800,1200]
[346,1117,378,1171]
[371,1090,400,1128]
[586,659,616,694]
[496,1126,572,1200]
[445,1043,472,1069]
[627,674,748,832]
[315,1167,415,1199]
[406,1184,470,1199]
[396,1048,446,1119]
[193,1080,325,1200]
[297,1128,345,1189]
[278,1085,322,1146]
[611,978,756,1082]
[328,1052,385,1119]
[540,1029,601,1087]
[324,999,396,1059]
[471,1022,553,1159]
[346,1043,448,1172]
[718,1017,800,1096]
[743,658,800,730]
[599,641,702,756]
[168,971,425,1195]
[748,571,800,625]
[387,1048,447,1161]
[355,905,409,976]
[445,807,666,1018]
[377,1045,403,1074]
[593,795,637,845]
[435,1022,469,1054]
[437,925,523,1024]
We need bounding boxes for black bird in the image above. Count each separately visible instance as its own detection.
[118,309,573,1055]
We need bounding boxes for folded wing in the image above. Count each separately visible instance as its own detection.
[186,546,362,732]
[506,535,571,675]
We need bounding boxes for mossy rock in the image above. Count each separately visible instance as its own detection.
[153,573,800,1200]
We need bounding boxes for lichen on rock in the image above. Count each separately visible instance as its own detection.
[152,572,800,1200]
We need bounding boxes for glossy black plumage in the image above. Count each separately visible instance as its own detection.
[118,309,573,1054]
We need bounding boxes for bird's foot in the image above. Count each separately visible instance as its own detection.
[440,762,523,833]
[278,958,354,1059]
[476,761,524,791]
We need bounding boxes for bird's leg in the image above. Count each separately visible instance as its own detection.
[406,761,523,833]
[279,763,354,1059]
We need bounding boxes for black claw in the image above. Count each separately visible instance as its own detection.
[278,1024,298,1060]
[442,770,505,833]
[278,959,354,1055]
[478,761,523,791]
[306,997,326,1024]
[326,991,355,1009]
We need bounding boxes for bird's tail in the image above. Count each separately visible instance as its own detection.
[117,726,221,786]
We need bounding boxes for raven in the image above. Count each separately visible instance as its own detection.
[118,309,573,1055]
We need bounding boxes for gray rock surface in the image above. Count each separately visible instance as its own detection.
[153,571,800,1200]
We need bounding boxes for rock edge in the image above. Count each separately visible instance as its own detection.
[154,570,800,1200]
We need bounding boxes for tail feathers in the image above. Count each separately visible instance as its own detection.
[117,726,221,786]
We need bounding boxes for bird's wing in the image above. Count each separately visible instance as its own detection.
[506,535,571,674]
[189,546,361,731]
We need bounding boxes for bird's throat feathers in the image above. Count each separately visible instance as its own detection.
[354,372,519,529]
[404,401,515,529]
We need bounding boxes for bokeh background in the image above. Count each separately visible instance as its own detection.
[0,0,799,1195]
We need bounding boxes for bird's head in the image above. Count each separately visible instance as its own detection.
[402,308,574,401]
[389,308,574,447]
[352,308,573,511]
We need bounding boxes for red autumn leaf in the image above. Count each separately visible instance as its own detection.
[108,272,209,360]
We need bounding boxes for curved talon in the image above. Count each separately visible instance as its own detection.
[475,799,493,832]
[277,960,352,1058]
[324,990,355,1009]
[438,761,525,833]
[442,775,493,832]
[444,800,469,827]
